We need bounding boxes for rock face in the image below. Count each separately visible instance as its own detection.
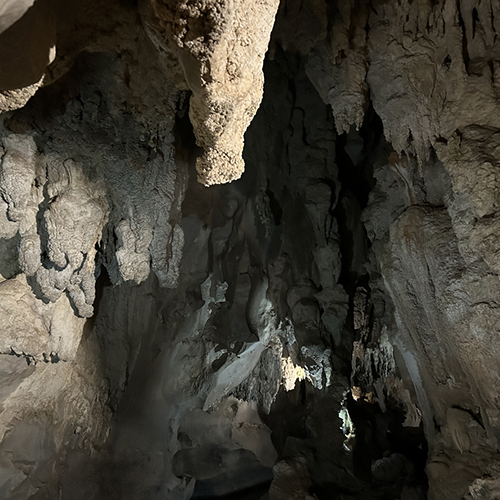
[1,0,500,499]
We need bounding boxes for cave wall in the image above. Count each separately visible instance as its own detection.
[1,1,500,499]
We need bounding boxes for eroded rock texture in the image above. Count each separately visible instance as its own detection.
[1,0,500,499]
[146,0,280,186]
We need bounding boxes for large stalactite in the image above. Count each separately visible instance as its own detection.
[1,1,500,499]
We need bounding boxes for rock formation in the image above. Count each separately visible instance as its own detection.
[1,0,500,499]
[147,0,280,186]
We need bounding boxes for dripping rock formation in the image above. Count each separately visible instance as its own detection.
[1,1,500,499]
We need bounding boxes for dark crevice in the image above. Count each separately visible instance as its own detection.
[489,59,496,88]
[456,0,471,74]
[452,404,486,429]
[472,7,479,38]
[192,479,273,500]
[334,105,381,296]
[265,186,283,225]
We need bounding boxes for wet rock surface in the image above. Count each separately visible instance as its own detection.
[1,1,500,499]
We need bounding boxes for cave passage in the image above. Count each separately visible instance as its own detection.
[1,1,500,499]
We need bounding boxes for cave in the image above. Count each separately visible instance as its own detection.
[1,1,500,499]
